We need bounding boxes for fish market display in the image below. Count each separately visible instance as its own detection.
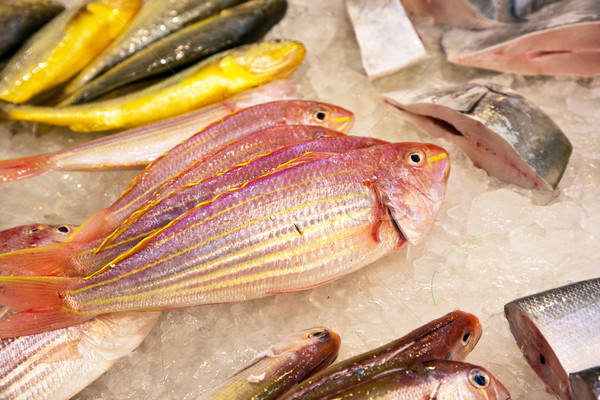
[0,0,140,103]
[345,0,426,80]
[570,367,600,400]
[441,0,600,77]
[62,0,248,96]
[0,223,77,254]
[400,0,503,28]
[505,278,600,400]
[313,360,511,399]
[279,310,481,400]
[0,142,449,336]
[0,40,306,131]
[0,0,64,60]
[0,80,296,182]
[382,82,572,190]
[0,311,159,400]
[62,0,288,105]
[198,327,341,400]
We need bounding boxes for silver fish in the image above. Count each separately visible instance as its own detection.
[382,82,572,190]
[570,367,600,400]
[505,278,600,400]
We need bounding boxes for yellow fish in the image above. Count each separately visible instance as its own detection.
[0,40,306,131]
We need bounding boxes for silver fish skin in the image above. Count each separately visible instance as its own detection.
[511,0,563,19]
[62,0,248,95]
[0,223,77,254]
[63,0,288,105]
[382,82,572,190]
[0,311,159,400]
[570,367,600,400]
[505,278,600,400]
[441,0,600,77]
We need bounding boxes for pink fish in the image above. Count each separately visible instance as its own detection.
[0,224,77,254]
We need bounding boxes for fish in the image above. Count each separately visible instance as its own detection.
[0,311,160,400]
[504,278,600,400]
[0,223,77,254]
[0,0,141,104]
[0,80,296,182]
[440,0,600,77]
[345,0,426,80]
[0,40,306,131]
[62,0,288,105]
[0,0,64,60]
[312,360,511,400]
[0,141,449,336]
[198,327,341,400]
[570,367,600,400]
[382,82,572,190]
[400,0,504,28]
[62,0,249,96]
[279,310,481,400]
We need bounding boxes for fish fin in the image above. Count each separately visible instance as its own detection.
[0,242,87,277]
[67,208,114,243]
[0,307,90,338]
[273,151,337,172]
[0,153,54,182]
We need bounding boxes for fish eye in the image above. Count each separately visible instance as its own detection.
[315,130,327,138]
[56,225,71,233]
[407,150,425,167]
[312,108,330,123]
[308,330,330,340]
[28,224,44,233]
[468,368,490,389]
[461,331,471,346]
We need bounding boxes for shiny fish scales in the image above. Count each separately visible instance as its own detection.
[0,142,449,336]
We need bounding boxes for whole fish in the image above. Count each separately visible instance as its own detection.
[0,142,449,336]
[0,223,77,254]
[279,310,481,400]
[315,360,511,400]
[62,0,288,105]
[199,327,341,400]
[0,0,141,103]
[62,0,248,96]
[570,367,600,400]
[441,0,600,77]
[0,80,296,182]
[505,278,600,400]
[382,82,572,190]
[0,311,159,400]
[0,40,306,131]
[0,0,64,60]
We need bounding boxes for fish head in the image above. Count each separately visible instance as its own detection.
[229,39,306,81]
[428,361,512,400]
[377,142,450,245]
[273,327,341,374]
[0,223,77,255]
[266,100,354,133]
[444,310,482,361]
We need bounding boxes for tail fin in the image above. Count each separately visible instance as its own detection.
[0,153,54,182]
[0,242,89,277]
[0,275,90,337]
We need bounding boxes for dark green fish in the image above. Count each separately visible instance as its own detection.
[0,0,64,60]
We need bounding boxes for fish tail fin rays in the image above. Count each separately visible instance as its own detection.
[0,153,54,182]
[0,242,87,277]
[0,276,88,337]
[67,209,115,243]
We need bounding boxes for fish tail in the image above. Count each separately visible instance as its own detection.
[0,275,89,337]
[0,152,55,182]
[0,242,88,277]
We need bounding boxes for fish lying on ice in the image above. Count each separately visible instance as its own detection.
[0,40,306,131]
[505,278,600,400]
[279,310,481,400]
[441,0,600,77]
[0,80,296,182]
[308,360,511,400]
[400,0,504,28]
[199,327,341,400]
[0,0,141,103]
[62,0,249,97]
[382,82,572,190]
[0,223,77,254]
[345,0,427,79]
[62,0,288,105]
[0,142,449,336]
[0,0,64,60]
[570,366,600,400]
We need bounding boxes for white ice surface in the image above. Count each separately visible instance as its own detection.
[1,2,599,399]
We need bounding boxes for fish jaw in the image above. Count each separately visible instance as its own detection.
[378,143,450,245]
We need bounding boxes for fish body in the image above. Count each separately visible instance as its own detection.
[0,223,77,254]
[315,360,510,400]
[279,310,481,400]
[400,0,503,28]
[0,80,296,182]
[505,278,600,400]
[382,82,572,190]
[0,40,306,131]
[0,0,141,103]
[570,367,600,400]
[63,0,248,95]
[0,142,449,336]
[63,0,288,105]
[441,0,600,77]
[199,327,341,400]
[0,0,64,60]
